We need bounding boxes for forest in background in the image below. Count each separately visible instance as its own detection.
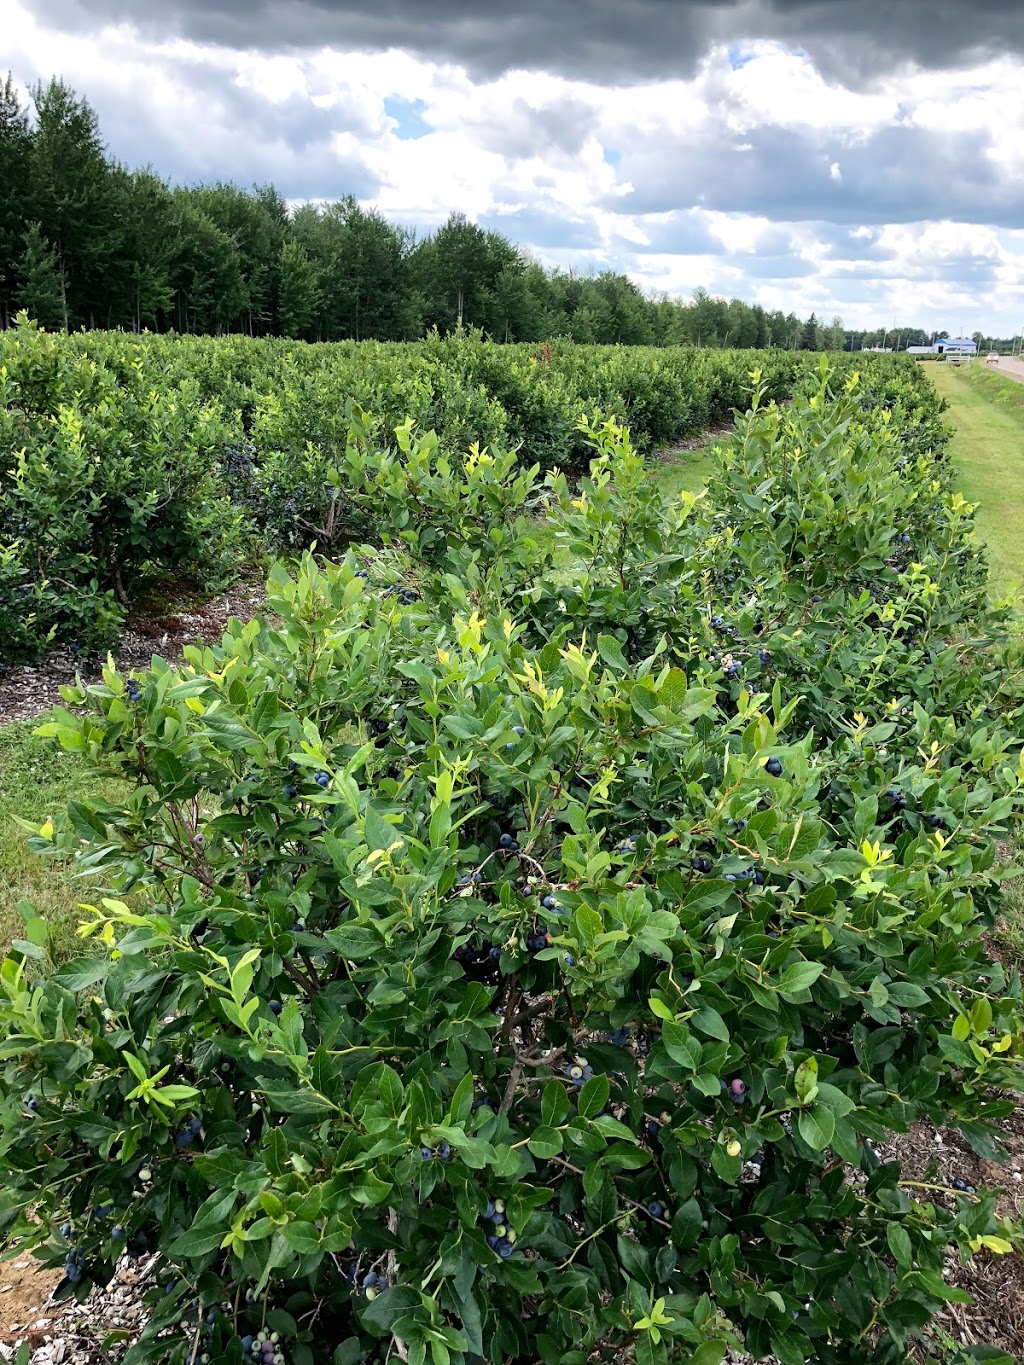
[0,73,1010,351]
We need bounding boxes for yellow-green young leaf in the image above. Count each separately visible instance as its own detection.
[951,1014,971,1042]
[970,997,993,1035]
[794,1056,819,1105]
[972,1235,1014,1255]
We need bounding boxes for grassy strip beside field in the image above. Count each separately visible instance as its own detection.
[928,363,1024,606]
[0,722,125,960]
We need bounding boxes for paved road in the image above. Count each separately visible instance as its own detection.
[984,357,1024,384]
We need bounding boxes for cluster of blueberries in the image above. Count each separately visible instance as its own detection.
[506,725,525,749]
[884,788,944,828]
[126,679,142,703]
[175,1114,204,1149]
[419,1141,453,1162]
[481,1198,517,1259]
[341,1261,390,1298]
[708,653,742,679]
[386,585,420,606]
[525,928,551,954]
[563,1058,594,1089]
[950,1177,977,1195]
[498,832,520,852]
[64,1247,85,1284]
[453,937,501,970]
[726,1078,746,1106]
[237,1337,282,1365]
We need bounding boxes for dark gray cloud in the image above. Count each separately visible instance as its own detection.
[21,0,1024,83]
[612,123,1022,228]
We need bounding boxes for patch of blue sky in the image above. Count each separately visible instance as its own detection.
[726,47,756,70]
[383,96,432,140]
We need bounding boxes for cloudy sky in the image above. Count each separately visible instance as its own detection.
[7,0,1024,334]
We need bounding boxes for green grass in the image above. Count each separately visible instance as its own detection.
[647,435,726,498]
[0,721,126,959]
[927,364,1024,607]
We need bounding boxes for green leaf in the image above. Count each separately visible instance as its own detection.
[797,1104,836,1152]
[596,634,629,671]
[688,1342,728,1365]
[541,1080,570,1127]
[689,1005,730,1042]
[885,982,930,1009]
[578,1074,609,1120]
[52,957,110,992]
[661,1021,702,1071]
[886,1223,912,1269]
[528,1126,564,1159]
[777,962,824,999]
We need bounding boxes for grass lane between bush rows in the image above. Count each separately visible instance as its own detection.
[927,362,1024,610]
[0,721,128,962]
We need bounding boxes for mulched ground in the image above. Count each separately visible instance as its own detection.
[0,576,267,727]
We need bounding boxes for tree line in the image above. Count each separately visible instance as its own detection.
[0,71,994,352]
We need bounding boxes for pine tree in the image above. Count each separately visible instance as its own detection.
[0,73,32,328]
[19,222,66,328]
[799,313,820,351]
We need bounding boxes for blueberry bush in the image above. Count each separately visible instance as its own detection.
[1,361,1023,1364]
[2,318,839,662]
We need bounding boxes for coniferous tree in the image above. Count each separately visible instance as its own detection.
[19,222,65,328]
[799,312,821,350]
[29,78,116,328]
[0,74,32,328]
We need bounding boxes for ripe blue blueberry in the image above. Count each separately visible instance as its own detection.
[498,833,516,850]
[283,784,297,799]
[175,1130,194,1148]
[419,1146,434,1160]
[60,1223,72,1239]
[607,1027,630,1047]
[362,1270,378,1288]
[764,756,783,777]
[757,649,771,664]
[564,952,576,966]
[268,1000,283,1016]
[314,771,330,788]
[691,855,713,874]
[646,1200,663,1219]
[111,1225,125,1239]
[24,1096,39,1113]
[354,569,368,578]
[437,1141,452,1161]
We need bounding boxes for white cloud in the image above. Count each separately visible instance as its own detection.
[5,0,1024,333]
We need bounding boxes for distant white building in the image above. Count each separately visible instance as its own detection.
[907,338,977,356]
